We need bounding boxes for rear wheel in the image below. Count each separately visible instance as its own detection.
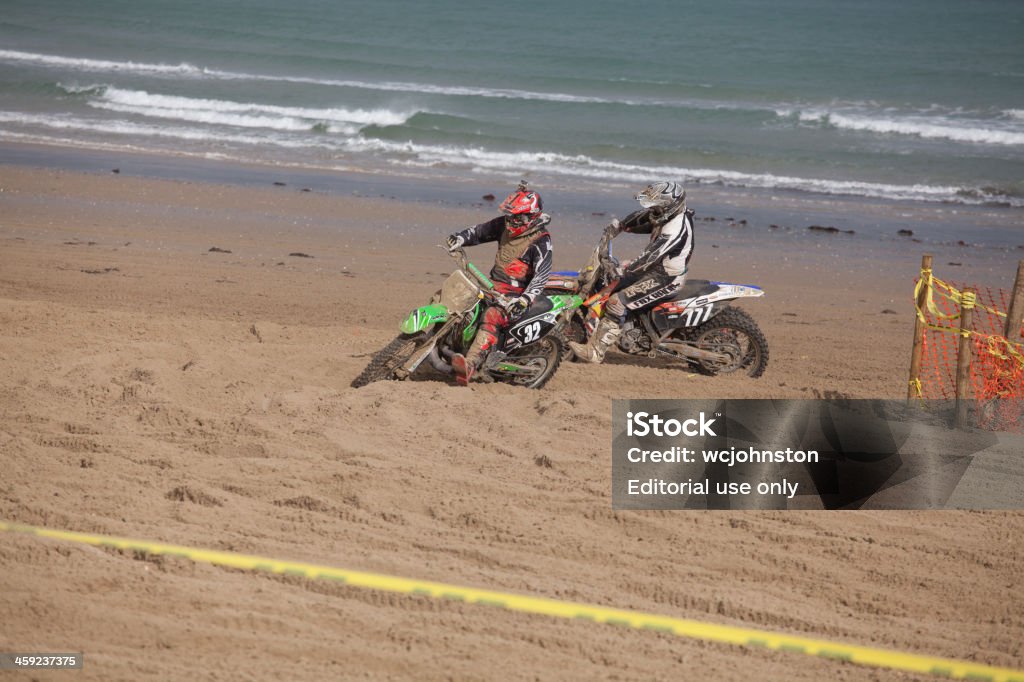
[351,333,425,388]
[497,336,562,389]
[684,307,768,378]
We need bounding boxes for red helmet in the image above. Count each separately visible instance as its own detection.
[499,187,544,237]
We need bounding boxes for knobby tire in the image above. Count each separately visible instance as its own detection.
[351,334,422,388]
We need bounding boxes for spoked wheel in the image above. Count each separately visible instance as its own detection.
[351,333,427,388]
[683,307,769,378]
[496,336,563,389]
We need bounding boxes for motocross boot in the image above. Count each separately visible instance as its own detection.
[569,317,621,364]
[451,354,474,386]
[452,330,495,386]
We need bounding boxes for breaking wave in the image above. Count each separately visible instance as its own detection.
[63,84,415,133]
[354,138,1024,206]
[792,108,1024,146]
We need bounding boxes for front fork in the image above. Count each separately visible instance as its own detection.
[398,301,482,377]
[395,317,458,378]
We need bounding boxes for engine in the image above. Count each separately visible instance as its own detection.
[618,326,653,354]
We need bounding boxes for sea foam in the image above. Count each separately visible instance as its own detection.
[796,109,1024,146]
[74,85,413,132]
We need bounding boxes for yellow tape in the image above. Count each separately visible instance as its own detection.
[2,520,1022,681]
[919,322,1024,369]
[915,269,956,324]
[909,377,924,401]
[985,335,1024,367]
[913,271,1024,370]
[920,270,1008,321]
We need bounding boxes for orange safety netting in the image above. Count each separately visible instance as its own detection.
[912,268,1024,432]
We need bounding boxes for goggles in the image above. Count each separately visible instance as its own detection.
[505,213,533,229]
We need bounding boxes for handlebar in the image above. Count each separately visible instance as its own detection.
[440,245,514,309]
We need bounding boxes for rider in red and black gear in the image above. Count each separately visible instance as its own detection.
[445,182,553,385]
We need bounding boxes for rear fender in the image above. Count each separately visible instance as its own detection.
[651,284,764,331]
[657,284,764,315]
[706,282,765,300]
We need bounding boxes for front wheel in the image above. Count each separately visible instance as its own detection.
[684,307,769,378]
[351,333,425,388]
[495,336,562,389]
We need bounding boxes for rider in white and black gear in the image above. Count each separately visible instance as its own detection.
[569,181,694,363]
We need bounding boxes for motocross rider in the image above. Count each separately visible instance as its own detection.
[569,181,694,363]
[445,182,553,386]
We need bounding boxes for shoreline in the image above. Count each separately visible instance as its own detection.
[4,140,1022,304]
[4,139,1023,250]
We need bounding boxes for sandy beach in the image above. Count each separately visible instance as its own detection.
[2,158,1023,680]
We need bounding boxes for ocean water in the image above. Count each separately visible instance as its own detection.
[1,0,1022,207]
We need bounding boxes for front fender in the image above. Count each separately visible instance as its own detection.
[401,303,449,334]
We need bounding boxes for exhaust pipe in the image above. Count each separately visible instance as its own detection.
[428,345,454,374]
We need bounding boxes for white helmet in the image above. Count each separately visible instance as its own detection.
[635,181,685,215]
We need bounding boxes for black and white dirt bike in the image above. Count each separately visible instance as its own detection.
[544,231,769,377]
[351,248,583,389]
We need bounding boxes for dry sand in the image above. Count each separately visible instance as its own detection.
[1,165,1022,680]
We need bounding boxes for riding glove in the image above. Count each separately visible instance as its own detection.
[506,296,530,317]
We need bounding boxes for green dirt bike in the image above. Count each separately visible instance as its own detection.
[351,248,583,389]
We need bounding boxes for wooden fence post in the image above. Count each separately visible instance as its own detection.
[1004,260,1024,345]
[907,254,933,403]
[954,287,976,429]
